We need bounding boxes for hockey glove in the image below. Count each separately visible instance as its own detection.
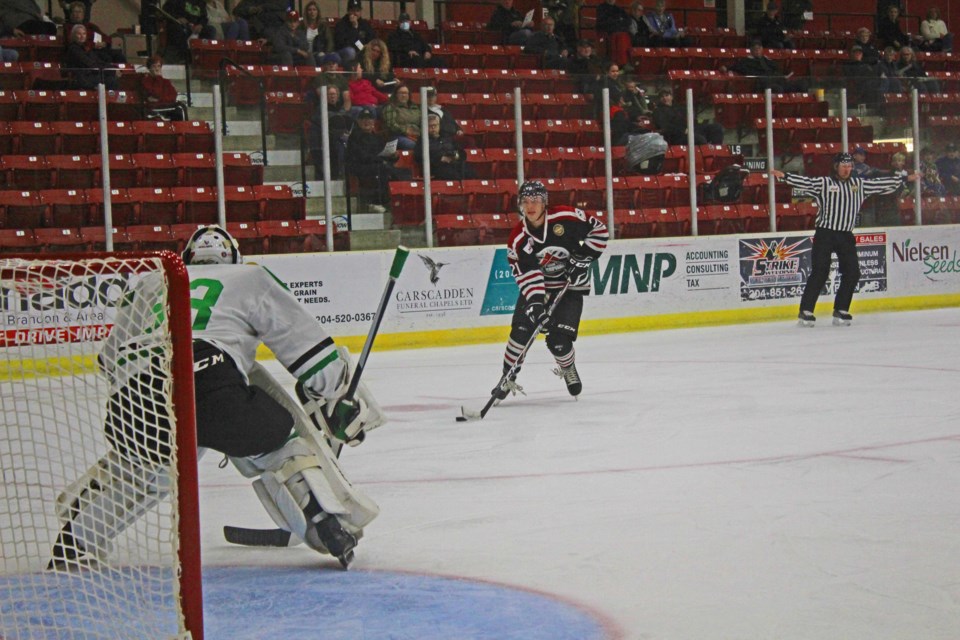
[524,299,548,329]
[567,253,594,287]
[322,396,370,444]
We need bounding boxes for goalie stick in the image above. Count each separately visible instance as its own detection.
[457,284,569,422]
[224,246,410,549]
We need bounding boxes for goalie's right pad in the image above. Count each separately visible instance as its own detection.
[297,346,386,448]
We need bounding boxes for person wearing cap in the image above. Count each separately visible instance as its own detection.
[754,1,794,50]
[772,154,919,327]
[425,88,470,144]
[265,9,311,66]
[842,43,882,106]
[313,53,352,113]
[523,15,569,69]
[387,12,435,68]
[346,107,411,213]
[850,146,878,178]
[564,39,605,92]
[334,0,375,61]
[725,39,800,93]
[161,0,216,63]
[486,0,532,46]
[935,143,960,194]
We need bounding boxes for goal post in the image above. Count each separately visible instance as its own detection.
[0,251,203,640]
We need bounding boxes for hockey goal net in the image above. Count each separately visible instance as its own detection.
[0,252,202,640]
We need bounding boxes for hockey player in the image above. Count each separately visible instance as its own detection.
[494,180,608,400]
[50,225,384,569]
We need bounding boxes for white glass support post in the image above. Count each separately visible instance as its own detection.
[601,87,614,238]
[317,84,334,251]
[686,88,698,236]
[764,88,776,231]
[840,88,849,152]
[514,86,524,185]
[97,83,114,251]
[911,88,922,225]
[212,84,227,229]
[420,86,434,247]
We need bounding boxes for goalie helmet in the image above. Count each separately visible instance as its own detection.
[517,180,548,210]
[182,225,242,265]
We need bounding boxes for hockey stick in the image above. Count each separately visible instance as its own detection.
[457,284,569,422]
[224,246,410,549]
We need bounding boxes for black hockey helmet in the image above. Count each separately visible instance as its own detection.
[834,152,854,166]
[517,180,548,210]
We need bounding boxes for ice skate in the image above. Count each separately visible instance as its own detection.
[797,310,816,327]
[492,372,524,405]
[314,515,358,569]
[554,363,582,397]
[832,310,853,326]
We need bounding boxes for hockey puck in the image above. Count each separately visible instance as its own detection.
[455,416,468,422]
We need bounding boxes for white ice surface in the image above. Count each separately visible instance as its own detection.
[199,308,960,639]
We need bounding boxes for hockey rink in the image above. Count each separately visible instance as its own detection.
[199,307,960,639]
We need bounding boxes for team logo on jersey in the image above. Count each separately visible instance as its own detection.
[553,224,565,236]
[537,247,571,276]
[828,186,839,192]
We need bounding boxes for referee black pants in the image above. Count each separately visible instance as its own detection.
[799,227,861,314]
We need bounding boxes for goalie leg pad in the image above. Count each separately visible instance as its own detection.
[53,450,169,565]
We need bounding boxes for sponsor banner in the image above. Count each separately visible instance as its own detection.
[479,248,519,316]
[738,232,888,303]
[887,226,960,292]
[0,324,113,347]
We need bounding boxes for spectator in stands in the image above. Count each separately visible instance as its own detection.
[842,44,882,105]
[543,0,579,51]
[313,53,352,112]
[651,88,723,145]
[936,143,960,194]
[523,15,569,69]
[919,7,953,53]
[162,0,216,64]
[387,12,435,69]
[64,2,125,64]
[58,0,92,22]
[266,10,311,66]
[642,0,691,47]
[0,43,17,62]
[333,0,374,62]
[425,87,471,146]
[627,1,651,47]
[205,0,249,41]
[564,39,605,91]
[591,60,623,116]
[755,2,794,50]
[360,38,395,93]
[877,46,904,93]
[851,147,879,178]
[888,151,907,175]
[381,84,420,150]
[309,84,351,179]
[232,0,286,40]
[853,27,881,65]
[346,60,388,116]
[415,113,473,181]
[876,150,908,224]
[63,23,118,89]
[621,77,652,118]
[297,1,328,63]
[487,0,532,46]
[596,0,632,67]
[346,107,411,212]
[141,55,187,120]
[725,39,800,93]
[0,0,58,35]
[877,4,912,51]
[609,91,650,145]
[920,147,947,196]
[896,46,939,93]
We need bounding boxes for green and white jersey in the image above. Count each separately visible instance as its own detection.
[186,263,345,398]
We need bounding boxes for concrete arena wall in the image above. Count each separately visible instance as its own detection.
[254,224,960,356]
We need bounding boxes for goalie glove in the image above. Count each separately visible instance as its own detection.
[566,253,594,287]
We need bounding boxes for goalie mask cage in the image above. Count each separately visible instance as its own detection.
[0,252,202,640]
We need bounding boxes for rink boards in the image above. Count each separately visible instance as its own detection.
[254,224,960,352]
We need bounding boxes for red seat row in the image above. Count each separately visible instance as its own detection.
[428,44,540,70]
[0,219,339,256]
[754,117,874,157]
[0,120,215,155]
[434,203,820,246]
[454,118,604,149]
[0,184,300,229]
[713,93,829,131]
[394,67,581,94]
[801,142,908,175]
[423,91,594,122]
[0,88,147,121]
[0,152,262,191]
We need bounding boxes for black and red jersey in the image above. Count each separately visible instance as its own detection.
[506,205,608,303]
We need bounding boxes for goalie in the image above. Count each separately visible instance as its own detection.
[50,225,384,570]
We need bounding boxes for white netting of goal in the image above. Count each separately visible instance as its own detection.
[0,256,194,640]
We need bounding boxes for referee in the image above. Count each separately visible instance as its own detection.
[772,152,919,327]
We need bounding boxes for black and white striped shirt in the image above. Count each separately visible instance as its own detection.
[781,173,905,232]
